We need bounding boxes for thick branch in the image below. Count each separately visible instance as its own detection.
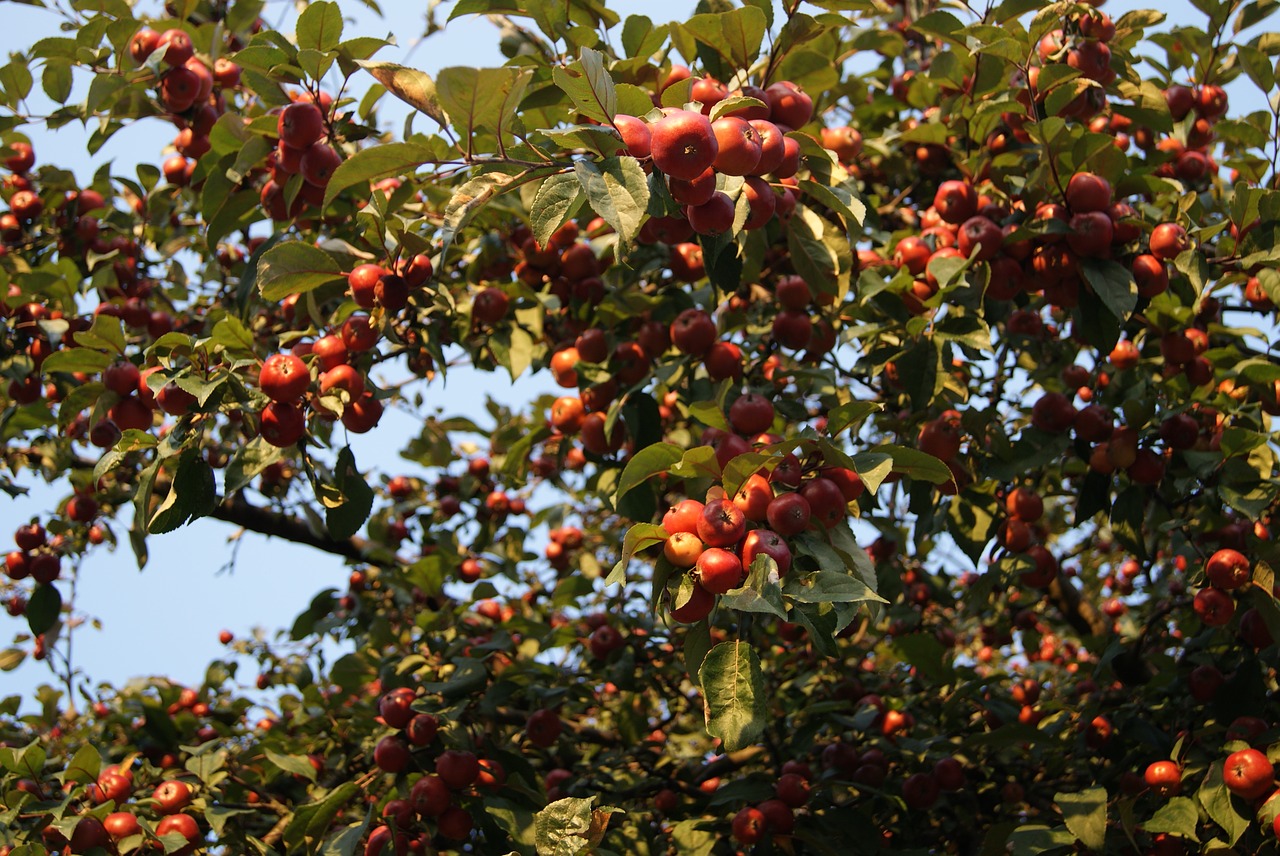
[211,494,371,563]
[1048,576,1110,639]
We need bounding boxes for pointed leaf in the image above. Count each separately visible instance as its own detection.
[607,523,669,586]
[258,242,345,301]
[531,172,585,247]
[574,156,650,246]
[357,61,445,127]
[322,140,436,208]
[700,640,766,751]
[1054,787,1107,851]
[1080,257,1138,322]
[552,46,617,123]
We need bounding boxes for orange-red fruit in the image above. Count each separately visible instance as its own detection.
[1205,548,1251,590]
[650,110,719,181]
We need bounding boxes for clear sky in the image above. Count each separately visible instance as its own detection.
[0,0,1244,712]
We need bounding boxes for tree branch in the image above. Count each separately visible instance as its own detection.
[1048,576,1110,638]
[210,494,372,563]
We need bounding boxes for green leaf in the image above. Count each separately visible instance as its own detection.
[211,316,256,355]
[615,442,682,502]
[1144,796,1199,840]
[322,140,435,208]
[709,95,767,122]
[1006,825,1077,856]
[296,0,343,52]
[683,620,712,689]
[73,313,126,354]
[1198,760,1251,845]
[552,47,617,123]
[879,444,952,484]
[60,743,101,785]
[27,583,61,636]
[39,347,112,375]
[783,569,885,604]
[827,401,880,437]
[185,746,228,785]
[535,796,621,856]
[787,205,840,300]
[720,555,788,619]
[0,648,23,672]
[281,781,361,853]
[1079,257,1138,322]
[531,172,585,247]
[885,632,955,683]
[257,242,345,301]
[437,66,533,145]
[356,61,445,127]
[573,157,650,246]
[799,177,867,232]
[320,812,372,856]
[669,444,722,480]
[688,400,730,432]
[606,523,668,586]
[148,450,217,535]
[265,748,318,782]
[440,172,515,258]
[225,437,286,495]
[325,446,374,541]
[699,640,766,751]
[679,7,767,74]
[1055,787,1107,851]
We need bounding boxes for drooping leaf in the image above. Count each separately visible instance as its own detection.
[357,61,445,127]
[27,583,61,637]
[324,447,375,542]
[606,523,669,586]
[531,172,585,247]
[699,640,766,751]
[552,47,617,123]
[573,156,650,246]
[1079,257,1138,322]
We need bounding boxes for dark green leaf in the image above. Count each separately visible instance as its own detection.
[27,584,61,636]
[148,450,217,534]
[615,442,682,502]
[325,447,374,541]
[1143,797,1199,840]
[265,748,318,782]
[1080,258,1137,322]
[39,348,112,375]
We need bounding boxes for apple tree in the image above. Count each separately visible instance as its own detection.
[1,0,1280,852]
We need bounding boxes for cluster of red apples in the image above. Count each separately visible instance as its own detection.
[657,391,864,622]
[613,71,815,237]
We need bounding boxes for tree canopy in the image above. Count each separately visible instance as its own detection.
[2,0,1280,853]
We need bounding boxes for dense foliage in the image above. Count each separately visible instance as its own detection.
[2,0,1280,852]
